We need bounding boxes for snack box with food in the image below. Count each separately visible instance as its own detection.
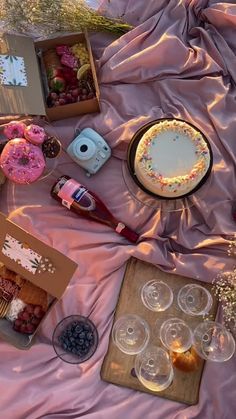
[0,212,77,349]
[0,32,100,121]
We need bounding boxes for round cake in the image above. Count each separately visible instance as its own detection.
[133,119,211,198]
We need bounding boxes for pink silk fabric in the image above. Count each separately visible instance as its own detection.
[0,0,236,417]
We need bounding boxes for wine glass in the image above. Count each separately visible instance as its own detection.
[52,315,98,364]
[141,280,173,312]
[159,318,193,353]
[112,314,150,355]
[192,321,235,362]
[177,284,213,316]
[134,345,174,391]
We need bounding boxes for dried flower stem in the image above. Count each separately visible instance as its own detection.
[212,236,236,338]
[0,0,133,36]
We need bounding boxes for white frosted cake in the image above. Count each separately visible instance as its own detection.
[134,120,211,198]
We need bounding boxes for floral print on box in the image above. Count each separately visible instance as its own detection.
[2,234,42,274]
[0,55,28,86]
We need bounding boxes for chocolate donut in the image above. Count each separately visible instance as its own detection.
[42,137,62,158]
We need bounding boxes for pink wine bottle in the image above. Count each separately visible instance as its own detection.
[51,175,139,243]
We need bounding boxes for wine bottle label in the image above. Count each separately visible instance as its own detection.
[58,178,80,209]
[72,187,87,202]
[72,188,96,211]
[58,178,95,211]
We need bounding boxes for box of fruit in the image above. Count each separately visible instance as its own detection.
[0,212,78,349]
[0,32,100,121]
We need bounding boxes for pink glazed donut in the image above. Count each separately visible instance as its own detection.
[3,121,26,140]
[0,138,46,184]
[24,124,46,145]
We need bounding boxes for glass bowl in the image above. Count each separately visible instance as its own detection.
[193,321,235,362]
[112,314,150,355]
[141,280,173,312]
[177,284,213,316]
[38,155,58,182]
[159,317,193,353]
[52,315,98,364]
[135,345,174,391]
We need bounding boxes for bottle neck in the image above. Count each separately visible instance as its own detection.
[115,222,139,243]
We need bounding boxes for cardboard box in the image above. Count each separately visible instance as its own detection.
[0,32,100,121]
[0,212,78,349]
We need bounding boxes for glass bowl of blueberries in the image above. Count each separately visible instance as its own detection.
[52,315,98,364]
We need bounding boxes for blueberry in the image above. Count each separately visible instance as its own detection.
[85,341,90,348]
[86,332,93,340]
[78,339,84,346]
[75,325,83,334]
[83,324,90,331]
[72,348,77,354]
[78,332,85,339]
[63,343,68,350]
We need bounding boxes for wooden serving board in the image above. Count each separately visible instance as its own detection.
[101,258,218,405]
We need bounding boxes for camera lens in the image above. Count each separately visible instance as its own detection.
[80,144,88,153]
[73,137,96,161]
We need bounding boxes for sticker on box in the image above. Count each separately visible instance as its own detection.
[0,55,28,86]
[2,234,56,275]
[2,234,42,274]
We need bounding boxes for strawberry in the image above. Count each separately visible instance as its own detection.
[31,317,41,326]
[47,67,63,80]
[20,324,27,334]
[13,323,21,332]
[21,311,30,321]
[34,306,45,319]
[26,324,35,334]
[50,76,66,93]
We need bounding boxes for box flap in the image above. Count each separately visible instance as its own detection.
[0,33,46,116]
[0,212,78,299]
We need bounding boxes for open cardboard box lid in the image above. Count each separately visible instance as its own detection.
[0,212,78,299]
[0,33,46,116]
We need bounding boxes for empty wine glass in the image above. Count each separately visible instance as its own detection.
[141,280,173,312]
[177,284,213,316]
[193,321,235,362]
[159,318,193,353]
[135,345,174,392]
[112,314,150,355]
